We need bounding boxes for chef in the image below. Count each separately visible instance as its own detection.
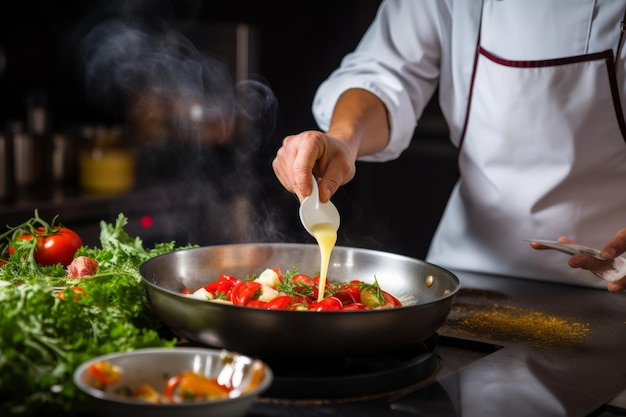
[272,0,626,292]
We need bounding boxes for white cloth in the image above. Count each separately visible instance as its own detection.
[312,0,626,287]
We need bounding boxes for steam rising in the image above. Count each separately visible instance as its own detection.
[75,4,286,246]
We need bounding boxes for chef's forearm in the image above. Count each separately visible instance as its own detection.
[326,88,390,161]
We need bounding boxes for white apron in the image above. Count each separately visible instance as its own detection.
[427,1,626,288]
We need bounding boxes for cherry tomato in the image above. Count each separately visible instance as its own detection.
[87,361,122,386]
[9,226,82,266]
[231,281,262,306]
[361,287,402,309]
[309,296,343,311]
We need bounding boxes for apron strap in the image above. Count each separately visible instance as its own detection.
[458,0,485,149]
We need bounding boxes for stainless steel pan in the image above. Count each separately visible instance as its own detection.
[140,243,460,357]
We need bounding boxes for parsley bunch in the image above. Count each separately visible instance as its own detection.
[0,214,194,416]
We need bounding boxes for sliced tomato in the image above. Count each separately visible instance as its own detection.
[267,295,295,310]
[382,290,402,307]
[164,375,182,400]
[292,273,315,287]
[231,281,262,306]
[133,383,161,403]
[217,275,240,294]
[87,361,122,385]
[201,274,241,298]
[165,371,229,401]
[309,296,343,311]
[246,299,269,309]
[290,273,316,297]
[339,284,362,304]
[332,290,356,306]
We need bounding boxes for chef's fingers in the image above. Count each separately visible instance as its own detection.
[313,137,356,203]
[600,227,626,260]
[272,131,325,202]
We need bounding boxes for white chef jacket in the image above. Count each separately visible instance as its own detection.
[312,0,626,288]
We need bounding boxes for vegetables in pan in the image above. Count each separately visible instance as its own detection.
[183,268,403,310]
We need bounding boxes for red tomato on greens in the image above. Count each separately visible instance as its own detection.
[9,226,82,267]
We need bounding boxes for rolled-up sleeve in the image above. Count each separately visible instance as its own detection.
[312,0,447,162]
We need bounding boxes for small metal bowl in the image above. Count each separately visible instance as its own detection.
[73,347,273,417]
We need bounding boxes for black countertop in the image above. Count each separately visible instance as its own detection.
[248,270,626,417]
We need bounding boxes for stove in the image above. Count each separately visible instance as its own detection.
[247,271,626,417]
[261,334,440,401]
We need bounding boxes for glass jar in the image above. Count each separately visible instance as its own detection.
[79,125,135,195]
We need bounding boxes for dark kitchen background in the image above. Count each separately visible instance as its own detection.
[0,0,458,260]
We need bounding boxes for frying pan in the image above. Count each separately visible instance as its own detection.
[140,243,460,357]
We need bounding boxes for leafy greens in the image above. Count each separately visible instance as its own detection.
[0,214,195,416]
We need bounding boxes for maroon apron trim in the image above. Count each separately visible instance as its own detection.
[459,47,626,146]
[457,34,483,149]
[477,46,612,68]
[605,49,626,142]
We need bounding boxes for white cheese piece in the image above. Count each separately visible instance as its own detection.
[255,268,281,287]
[258,284,280,302]
[191,287,214,301]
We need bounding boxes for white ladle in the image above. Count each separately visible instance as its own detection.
[299,175,340,235]
[528,239,626,283]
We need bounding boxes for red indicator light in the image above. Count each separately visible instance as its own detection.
[140,215,153,228]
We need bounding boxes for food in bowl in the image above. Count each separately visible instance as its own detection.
[181,267,403,311]
[74,347,273,417]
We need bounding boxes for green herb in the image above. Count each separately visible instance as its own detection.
[0,213,195,416]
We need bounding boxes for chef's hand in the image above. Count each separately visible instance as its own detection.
[271,130,356,203]
[531,232,626,293]
[272,88,390,203]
